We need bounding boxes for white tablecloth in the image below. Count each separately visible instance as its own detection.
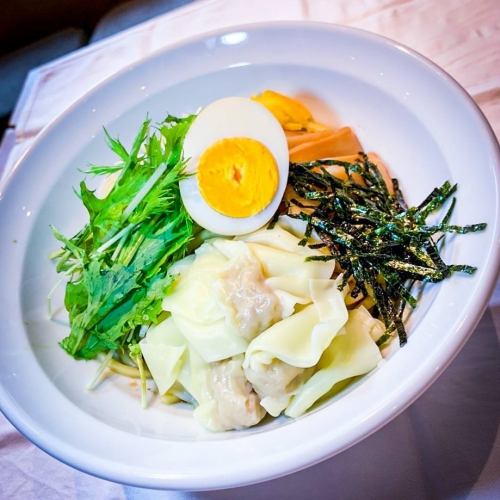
[1,0,499,498]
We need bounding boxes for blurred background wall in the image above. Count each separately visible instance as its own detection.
[0,0,194,132]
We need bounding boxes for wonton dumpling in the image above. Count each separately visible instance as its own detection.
[193,355,266,431]
[285,307,383,418]
[239,216,325,254]
[245,278,348,366]
[352,305,386,343]
[177,342,211,404]
[139,317,213,405]
[245,360,311,416]
[162,227,336,366]
[163,238,297,362]
[212,239,282,339]
[275,215,309,239]
[244,278,348,415]
[162,242,249,363]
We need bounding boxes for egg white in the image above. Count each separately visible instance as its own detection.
[180,97,289,235]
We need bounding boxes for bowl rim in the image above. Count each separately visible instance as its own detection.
[1,20,499,490]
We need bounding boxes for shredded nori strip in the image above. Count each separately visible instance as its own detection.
[275,153,486,347]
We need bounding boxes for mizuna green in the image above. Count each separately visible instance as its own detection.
[51,115,195,361]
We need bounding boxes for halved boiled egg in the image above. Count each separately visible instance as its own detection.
[180,97,289,235]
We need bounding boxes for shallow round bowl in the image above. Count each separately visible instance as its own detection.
[0,22,499,490]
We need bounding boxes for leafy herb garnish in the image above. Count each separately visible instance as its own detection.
[280,154,486,346]
[51,115,195,361]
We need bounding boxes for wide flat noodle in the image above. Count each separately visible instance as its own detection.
[285,308,383,418]
[238,225,335,316]
[244,277,347,368]
[248,243,333,289]
[139,317,186,395]
[172,314,247,363]
[243,278,347,415]
[162,246,228,324]
[162,242,249,363]
[237,224,318,256]
[180,344,211,405]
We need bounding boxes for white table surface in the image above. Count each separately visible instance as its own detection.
[1,0,499,498]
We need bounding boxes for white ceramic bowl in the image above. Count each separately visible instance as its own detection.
[0,22,499,490]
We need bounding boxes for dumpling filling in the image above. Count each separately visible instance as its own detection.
[216,252,282,340]
[194,356,266,432]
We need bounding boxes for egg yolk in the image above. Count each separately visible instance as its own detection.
[252,90,326,132]
[197,137,279,218]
